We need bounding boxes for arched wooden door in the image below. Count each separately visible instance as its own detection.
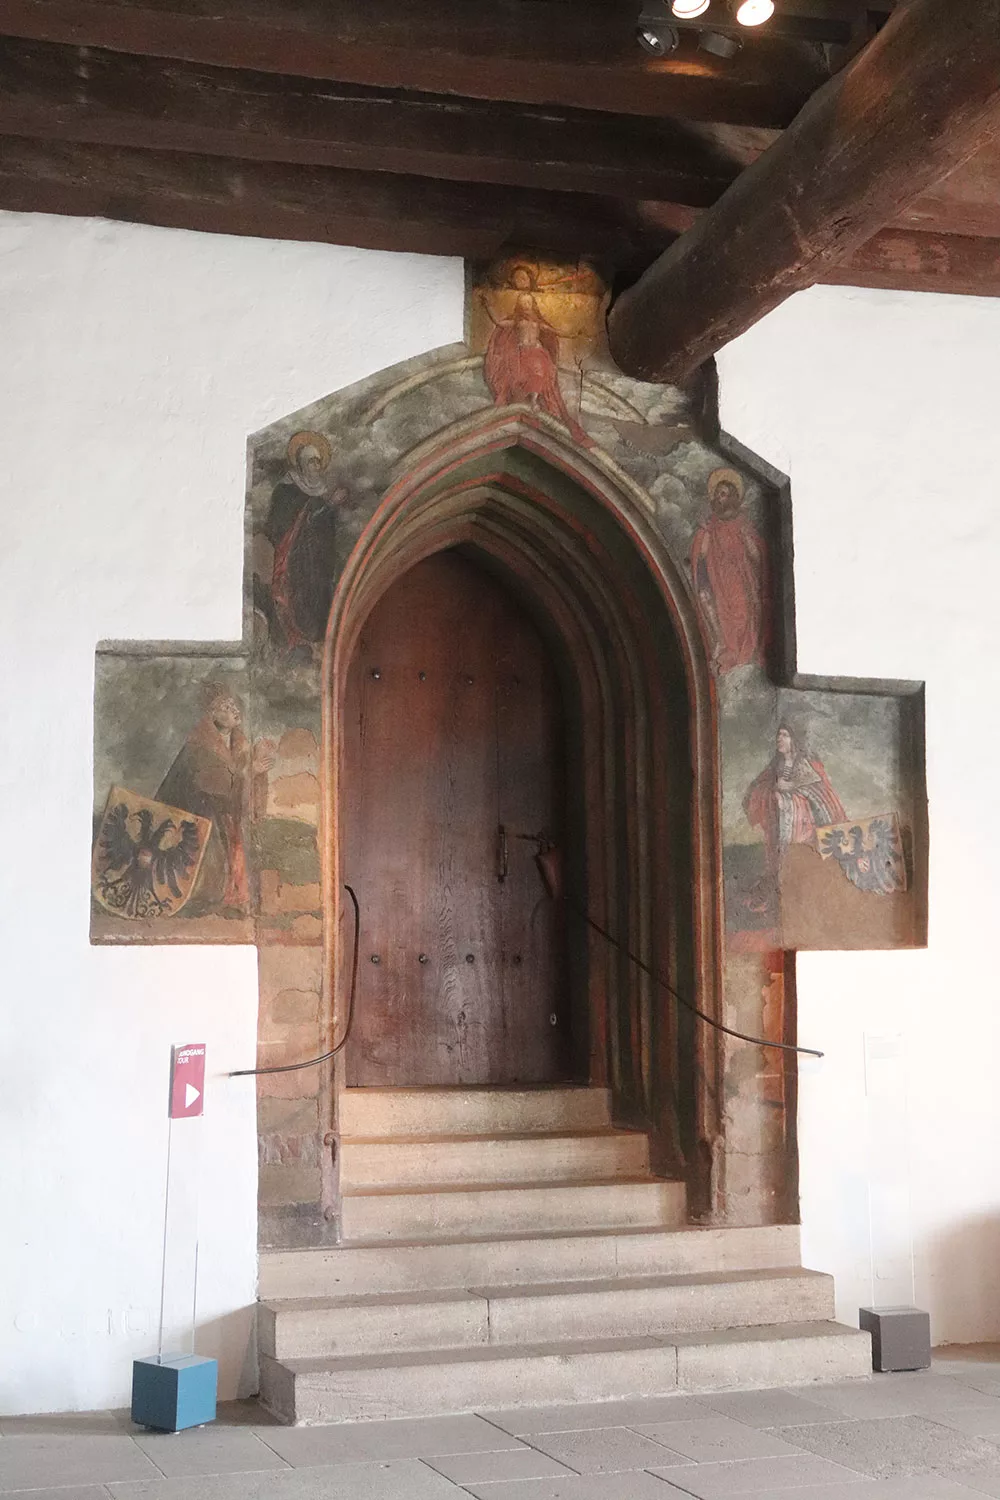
[342,550,571,1086]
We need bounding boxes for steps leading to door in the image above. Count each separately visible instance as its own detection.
[259,1223,805,1299]
[339,1086,614,1137]
[259,1266,835,1360]
[337,1085,683,1242]
[340,1177,686,1241]
[339,1129,651,1190]
[259,1322,872,1425]
[258,1089,870,1422]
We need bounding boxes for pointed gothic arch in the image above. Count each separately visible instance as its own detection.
[321,410,724,1213]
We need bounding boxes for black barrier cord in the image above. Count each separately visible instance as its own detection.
[228,877,823,1074]
[228,884,360,1077]
[568,897,823,1059]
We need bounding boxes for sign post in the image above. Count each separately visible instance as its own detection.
[131,1044,218,1432]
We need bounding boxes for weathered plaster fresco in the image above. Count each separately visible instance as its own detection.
[92,645,254,943]
[92,254,927,1244]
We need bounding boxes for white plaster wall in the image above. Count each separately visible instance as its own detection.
[0,211,463,1414]
[718,285,1000,1344]
[1,210,995,1413]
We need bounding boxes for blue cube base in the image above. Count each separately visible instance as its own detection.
[131,1355,218,1431]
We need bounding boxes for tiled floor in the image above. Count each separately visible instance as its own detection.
[5,1348,1000,1500]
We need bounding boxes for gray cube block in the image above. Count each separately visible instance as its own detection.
[859,1305,931,1372]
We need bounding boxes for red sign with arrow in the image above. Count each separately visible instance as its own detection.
[169,1043,206,1119]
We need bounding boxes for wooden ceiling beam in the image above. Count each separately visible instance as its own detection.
[608,0,1000,382]
[0,135,677,263]
[892,142,1000,241]
[0,38,741,204]
[0,0,829,127]
[822,228,1000,298]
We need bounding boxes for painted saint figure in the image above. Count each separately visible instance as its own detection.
[478,266,592,446]
[256,430,349,651]
[744,725,847,884]
[690,468,767,674]
[157,684,274,912]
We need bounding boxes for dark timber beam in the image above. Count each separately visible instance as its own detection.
[0,0,829,127]
[893,141,1000,241]
[608,0,1000,383]
[0,38,741,204]
[823,229,1000,298]
[0,136,672,262]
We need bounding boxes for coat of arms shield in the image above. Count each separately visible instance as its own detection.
[92,787,213,919]
[816,813,907,896]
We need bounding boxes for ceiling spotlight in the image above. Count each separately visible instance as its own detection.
[732,0,775,25]
[670,0,711,17]
[698,28,742,57]
[636,0,680,54]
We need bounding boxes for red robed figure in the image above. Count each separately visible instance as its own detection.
[690,468,767,674]
[481,273,592,447]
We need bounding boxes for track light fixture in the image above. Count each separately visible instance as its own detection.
[698,28,742,56]
[636,0,679,55]
[639,0,775,59]
[732,0,775,24]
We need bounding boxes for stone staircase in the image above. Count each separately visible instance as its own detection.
[257,1087,870,1423]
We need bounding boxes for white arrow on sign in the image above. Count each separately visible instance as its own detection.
[185,1083,201,1109]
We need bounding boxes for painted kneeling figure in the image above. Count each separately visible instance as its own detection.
[157,684,274,913]
[744,724,847,888]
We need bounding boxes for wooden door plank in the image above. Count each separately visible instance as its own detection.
[343,553,568,1088]
[344,556,502,1087]
[495,597,569,1084]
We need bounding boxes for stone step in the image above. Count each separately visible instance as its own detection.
[339,1087,612,1138]
[260,1288,488,1360]
[338,1129,649,1191]
[477,1267,835,1349]
[339,1176,687,1242]
[260,1267,835,1360]
[259,1224,802,1299]
[259,1321,872,1424]
[672,1321,872,1392]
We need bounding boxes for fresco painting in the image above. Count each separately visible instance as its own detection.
[92,651,256,942]
[253,429,352,657]
[94,254,927,963]
[817,813,907,895]
[90,252,927,1240]
[723,689,921,953]
[156,680,273,911]
[744,723,847,892]
[252,723,324,947]
[92,787,211,920]
[690,467,768,676]
[467,257,610,445]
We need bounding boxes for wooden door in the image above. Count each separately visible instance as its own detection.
[342,551,569,1086]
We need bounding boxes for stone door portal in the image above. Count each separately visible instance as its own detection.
[89,277,928,1244]
[341,550,572,1087]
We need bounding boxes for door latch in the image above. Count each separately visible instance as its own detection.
[497,823,509,883]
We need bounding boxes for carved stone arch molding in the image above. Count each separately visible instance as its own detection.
[91,297,927,1252]
[323,410,725,1213]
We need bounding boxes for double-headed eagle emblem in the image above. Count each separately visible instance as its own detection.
[92,787,212,919]
[817,813,907,896]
